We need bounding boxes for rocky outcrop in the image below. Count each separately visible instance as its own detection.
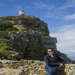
[0,15,72,62]
[0,16,49,34]
[0,60,75,75]
[8,30,57,60]
[0,60,46,75]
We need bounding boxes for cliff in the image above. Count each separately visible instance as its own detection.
[0,15,72,62]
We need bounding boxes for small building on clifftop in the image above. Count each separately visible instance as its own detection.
[18,10,25,16]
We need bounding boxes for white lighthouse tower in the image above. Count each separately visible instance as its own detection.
[18,10,25,16]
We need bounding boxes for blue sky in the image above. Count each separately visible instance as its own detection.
[0,0,75,60]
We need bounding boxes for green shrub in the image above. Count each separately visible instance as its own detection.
[5,27,18,32]
[0,42,10,57]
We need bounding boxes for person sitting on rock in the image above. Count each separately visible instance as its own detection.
[44,48,65,75]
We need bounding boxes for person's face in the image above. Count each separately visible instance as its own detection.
[48,49,53,55]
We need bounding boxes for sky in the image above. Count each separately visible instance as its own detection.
[0,0,75,60]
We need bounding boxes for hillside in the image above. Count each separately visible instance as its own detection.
[0,16,49,34]
[0,15,72,63]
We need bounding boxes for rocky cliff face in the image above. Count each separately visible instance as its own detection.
[0,15,72,62]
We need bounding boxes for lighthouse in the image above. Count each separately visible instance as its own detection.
[18,10,25,16]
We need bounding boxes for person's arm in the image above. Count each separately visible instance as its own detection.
[44,56,60,66]
[55,54,66,67]
[57,55,66,64]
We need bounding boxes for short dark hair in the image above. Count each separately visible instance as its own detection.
[47,48,54,52]
[47,48,53,50]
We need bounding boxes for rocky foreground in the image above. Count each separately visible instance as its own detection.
[0,60,75,75]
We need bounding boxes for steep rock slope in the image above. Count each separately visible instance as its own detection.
[0,16,71,62]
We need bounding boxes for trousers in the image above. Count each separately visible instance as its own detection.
[45,66,59,75]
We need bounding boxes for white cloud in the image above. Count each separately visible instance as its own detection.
[32,0,57,18]
[65,14,75,20]
[59,0,75,9]
[50,25,75,60]
[23,0,74,19]
[33,0,54,9]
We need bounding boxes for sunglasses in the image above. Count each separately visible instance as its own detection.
[48,51,53,52]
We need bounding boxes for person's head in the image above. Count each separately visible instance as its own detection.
[47,48,54,55]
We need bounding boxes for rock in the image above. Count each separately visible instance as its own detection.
[8,30,57,60]
[0,60,74,75]
[0,15,72,62]
[0,62,4,68]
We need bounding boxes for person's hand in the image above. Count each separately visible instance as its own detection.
[59,63,63,67]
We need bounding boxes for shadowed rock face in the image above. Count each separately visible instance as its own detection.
[8,30,57,60]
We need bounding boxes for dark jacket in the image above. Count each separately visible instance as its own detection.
[44,54,65,67]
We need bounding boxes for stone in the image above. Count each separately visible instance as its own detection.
[0,15,72,62]
[0,60,74,75]
[0,62,4,68]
